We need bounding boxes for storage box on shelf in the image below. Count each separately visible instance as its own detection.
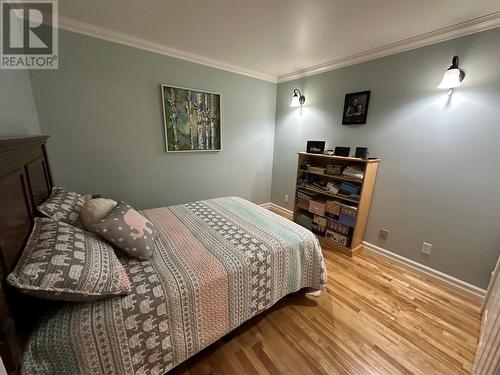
[309,200,326,216]
[339,204,357,227]
[308,165,326,174]
[296,213,313,230]
[325,230,349,246]
[326,200,341,215]
[293,152,379,256]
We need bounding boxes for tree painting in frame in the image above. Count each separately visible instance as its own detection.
[162,84,221,152]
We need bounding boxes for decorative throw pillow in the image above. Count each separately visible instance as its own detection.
[81,198,117,231]
[7,218,131,301]
[37,187,92,227]
[93,201,158,260]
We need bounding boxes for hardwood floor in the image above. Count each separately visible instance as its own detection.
[170,225,481,374]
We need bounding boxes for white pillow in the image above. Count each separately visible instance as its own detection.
[80,198,117,231]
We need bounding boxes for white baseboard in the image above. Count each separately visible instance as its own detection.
[363,241,486,303]
[260,202,293,220]
[260,203,485,303]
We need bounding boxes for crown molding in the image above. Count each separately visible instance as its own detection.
[57,11,500,85]
[278,11,500,83]
[57,16,277,83]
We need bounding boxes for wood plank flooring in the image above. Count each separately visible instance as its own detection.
[169,219,481,374]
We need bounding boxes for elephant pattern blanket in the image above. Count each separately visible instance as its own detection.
[22,197,327,374]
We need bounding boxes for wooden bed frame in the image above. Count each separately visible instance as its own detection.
[0,136,53,375]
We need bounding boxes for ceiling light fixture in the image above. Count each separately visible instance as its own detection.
[291,89,305,107]
[438,55,465,95]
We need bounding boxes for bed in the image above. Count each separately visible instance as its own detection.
[0,136,327,375]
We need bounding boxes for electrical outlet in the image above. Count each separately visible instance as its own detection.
[284,194,289,203]
[421,242,432,255]
[378,229,389,240]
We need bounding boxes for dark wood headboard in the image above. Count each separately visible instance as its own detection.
[0,136,53,374]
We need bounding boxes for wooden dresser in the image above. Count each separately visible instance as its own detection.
[293,152,379,256]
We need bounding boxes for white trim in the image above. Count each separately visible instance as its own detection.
[362,241,486,303]
[57,13,500,85]
[260,202,293,220]
[57,16,277,83]
[260,204,485,302]
[277,12,500,83]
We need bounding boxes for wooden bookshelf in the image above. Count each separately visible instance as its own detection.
[293,152,379,256]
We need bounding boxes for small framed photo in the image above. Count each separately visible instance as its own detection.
[342,91,370,125]
[306,141,325,154]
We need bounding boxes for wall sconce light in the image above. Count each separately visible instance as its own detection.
[438,55,465,95]
[291,89,305,107]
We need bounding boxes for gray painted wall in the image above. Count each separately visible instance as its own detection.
[26,27,500,288]
[272,28,500,288]
[30,30,276,209]
[0,69,40,136]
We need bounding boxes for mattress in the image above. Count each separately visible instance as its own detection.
[22,197,327,374]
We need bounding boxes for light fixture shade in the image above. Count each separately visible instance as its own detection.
[438,68,463,89]
[437,56,465,90]
[291,89,305,107]
[290,94,301,107]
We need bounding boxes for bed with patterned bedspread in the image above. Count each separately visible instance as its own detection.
[22,197,327,375]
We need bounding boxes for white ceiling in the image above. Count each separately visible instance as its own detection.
[58,0,500,82]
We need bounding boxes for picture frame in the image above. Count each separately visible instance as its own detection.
[306,141,325,154]
[334,147,350,157]
[342,91,370,125]
[161,84,222,152]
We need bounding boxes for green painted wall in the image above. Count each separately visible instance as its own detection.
[30,30,276,209]
[272,28,500,288]
[28,27,500,288]
[0,69,40,136]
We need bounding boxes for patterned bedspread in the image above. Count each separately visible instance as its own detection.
[22,197,327,375]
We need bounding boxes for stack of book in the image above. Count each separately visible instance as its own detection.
[338,182,360,199]
[342,165,364,180]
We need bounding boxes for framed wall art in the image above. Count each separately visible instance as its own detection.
[342,90,370,125]
[161,84,221,152]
